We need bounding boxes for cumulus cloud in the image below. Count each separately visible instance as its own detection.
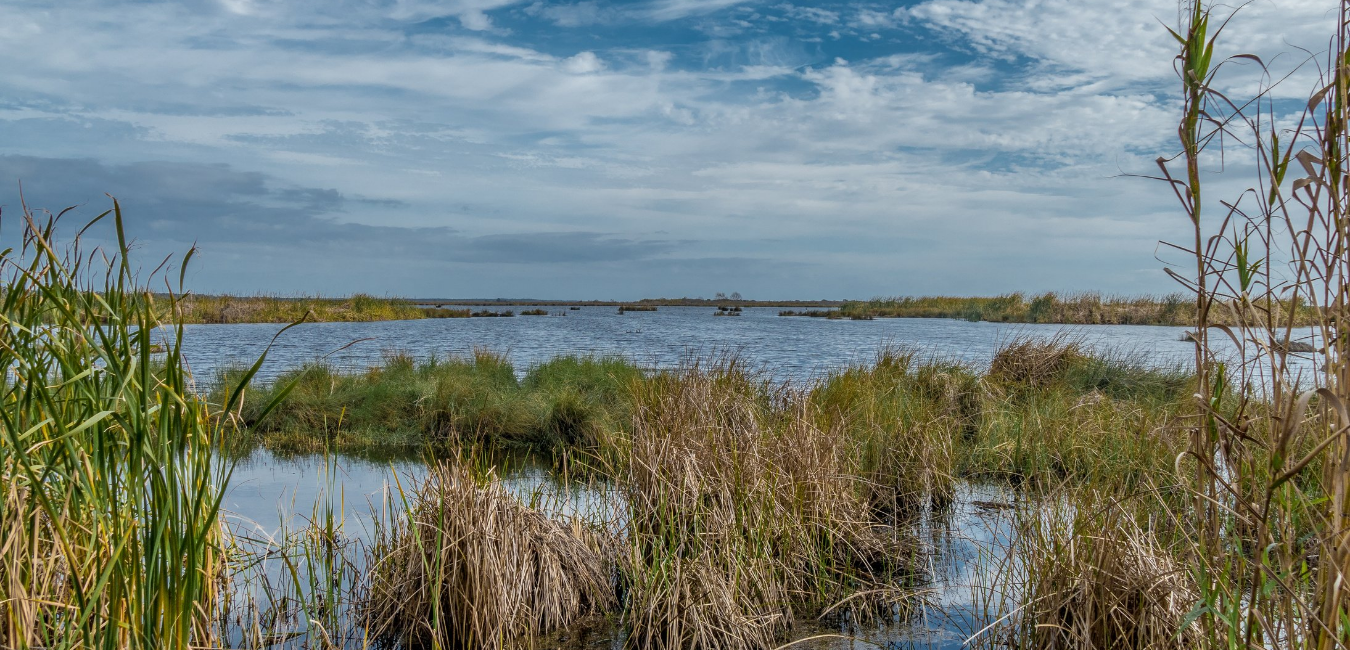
[562,51,606,73]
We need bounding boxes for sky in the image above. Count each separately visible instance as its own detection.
[0,0,1337,300]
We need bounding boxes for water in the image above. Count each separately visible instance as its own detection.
[223,449,1016,650]
[222,449,615,543]
[180,306,1229,385]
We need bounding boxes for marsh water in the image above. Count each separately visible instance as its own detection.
[182,306,1241,385]
[224,448,1014,650]
[202,308,1314,649]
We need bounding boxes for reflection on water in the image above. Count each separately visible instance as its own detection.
[180,307,1240,386]
[223,449,617,542]
[222,450,1017,650]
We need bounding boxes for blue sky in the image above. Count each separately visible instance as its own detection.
[0,0,1333,299]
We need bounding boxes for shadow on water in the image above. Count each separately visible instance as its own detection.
[220,450,1017,650]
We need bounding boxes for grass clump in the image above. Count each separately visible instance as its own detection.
[811,347,965,513]
[991,488,1200,650]
[228,353,643,454]
[963,338,1191,485]
[614,359,919,650]
[363,459,614,649]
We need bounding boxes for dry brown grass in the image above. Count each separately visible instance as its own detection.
[362,460,614,649]
[987,336,1084,388]
[0,483,68,648]
[997,490,1198,650]
[616,360,916,650]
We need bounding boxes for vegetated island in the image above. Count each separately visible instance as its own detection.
[170,292,1316,326]
[779,292,1319,326]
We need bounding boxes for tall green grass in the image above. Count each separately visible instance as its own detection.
[0,201,281,648]
[225,352,644,454]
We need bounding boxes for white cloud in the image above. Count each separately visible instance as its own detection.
[646,50,674,70]
[563,51,606,73]
[852,8,898,29]
[778,3,838,25]
[903,0,1335,93]
[459,9,495,30]
[643,0,755,22]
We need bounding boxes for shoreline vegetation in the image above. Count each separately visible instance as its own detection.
[167,291,1317,326]
[6,3,1350,649]
[219,342,1193,476]
[778,292,1320,326]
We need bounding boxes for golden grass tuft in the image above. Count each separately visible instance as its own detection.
[988,336,1084,388]
[617,359,915,650]
[363,460,614,649]
[1003,490,1198,650]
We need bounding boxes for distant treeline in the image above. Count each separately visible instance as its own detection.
[780,293,1319,326]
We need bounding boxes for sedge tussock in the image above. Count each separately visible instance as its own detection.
[1003,490,1198,650]
[617,360,919,650]
[363,460,614,649]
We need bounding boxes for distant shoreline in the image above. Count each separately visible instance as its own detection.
[413,298,846,308]
[163,292,1317,327]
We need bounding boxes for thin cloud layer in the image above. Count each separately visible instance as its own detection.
[0,0,1331,298]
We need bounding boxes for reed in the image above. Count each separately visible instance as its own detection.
[1147,2,1350,646]
[980,5,1350,647]
[0,200,279,649]
[992,487,1200,650]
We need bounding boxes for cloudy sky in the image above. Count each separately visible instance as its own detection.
[0,0,1335,299]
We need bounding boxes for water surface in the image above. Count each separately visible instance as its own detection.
[181,307,1229,385]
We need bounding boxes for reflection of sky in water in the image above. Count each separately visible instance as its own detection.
[798,484,1017,650]
[222,450,618,543]
[172,306,1328,387]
